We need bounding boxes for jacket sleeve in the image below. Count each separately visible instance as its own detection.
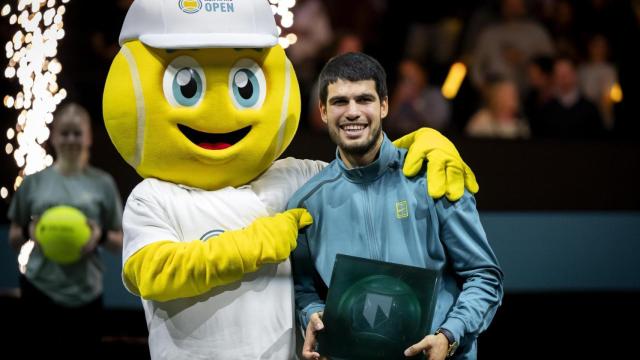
[291,229,325,330]
[435,192,504,346]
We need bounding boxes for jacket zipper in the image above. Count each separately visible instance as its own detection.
[362,183,380,260]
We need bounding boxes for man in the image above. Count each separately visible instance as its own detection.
[288,53,503,360]
[533,56,604,138]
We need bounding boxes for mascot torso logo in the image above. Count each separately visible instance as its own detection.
[200,229,225,241]
[179,0,202,14]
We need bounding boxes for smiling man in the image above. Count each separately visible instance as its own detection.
[323,76,387,167]
[288,53,503,360]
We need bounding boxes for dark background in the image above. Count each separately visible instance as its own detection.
[1,0,639,358]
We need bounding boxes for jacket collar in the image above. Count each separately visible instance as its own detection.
[336,133,400,183]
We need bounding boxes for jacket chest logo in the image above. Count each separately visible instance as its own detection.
[395,200,409,219]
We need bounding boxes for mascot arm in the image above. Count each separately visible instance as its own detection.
[393,128,479,201]
[123,209,312,302]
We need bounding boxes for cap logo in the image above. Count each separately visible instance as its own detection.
[180,0,236,14]
[179,0,203,14]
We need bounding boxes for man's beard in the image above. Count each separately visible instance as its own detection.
[328,122,382,156]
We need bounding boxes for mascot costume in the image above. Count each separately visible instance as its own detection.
[103,0,478,358]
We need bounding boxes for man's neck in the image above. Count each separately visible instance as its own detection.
[339,135,383,169]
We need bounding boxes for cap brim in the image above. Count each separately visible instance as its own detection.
[137,33,278,49]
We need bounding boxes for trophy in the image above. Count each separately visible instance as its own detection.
[318,254,440,360]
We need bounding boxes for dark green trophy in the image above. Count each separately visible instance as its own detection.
[318,254,439,360]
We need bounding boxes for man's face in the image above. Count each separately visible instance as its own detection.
[320,79,388,155]
[553,60,577,95]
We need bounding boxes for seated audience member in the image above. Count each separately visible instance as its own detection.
[466,76,530,139]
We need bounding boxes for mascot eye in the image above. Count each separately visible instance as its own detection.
[228,59,267,109]
[163,56,206,107]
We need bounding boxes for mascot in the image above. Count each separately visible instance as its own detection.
[103,0,478,358]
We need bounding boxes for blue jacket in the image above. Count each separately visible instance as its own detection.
[287,135,503,359]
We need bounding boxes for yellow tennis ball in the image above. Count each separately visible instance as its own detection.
[35,206,91,265]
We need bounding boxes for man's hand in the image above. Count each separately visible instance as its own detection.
[81,219,102,255]
[393,127,479,201]
[302,312,326,360]
[404,333,449,360]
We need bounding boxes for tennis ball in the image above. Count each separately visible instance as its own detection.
[35,205,91,265]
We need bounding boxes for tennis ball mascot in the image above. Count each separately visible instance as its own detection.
[103,0,478,358]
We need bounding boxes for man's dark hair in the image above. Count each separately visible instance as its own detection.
[318,52,388,105]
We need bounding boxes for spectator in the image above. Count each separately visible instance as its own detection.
[466,76,530,139]
[7,103,124,357]
[547,0,580,59]
[387,59,451,135]
[534,56,604,138]
[579,33,618,130]
[523,55,555,134]
[471,0,555,93]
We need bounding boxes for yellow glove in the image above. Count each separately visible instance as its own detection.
[393,128,479,201]
[123,208,313,302]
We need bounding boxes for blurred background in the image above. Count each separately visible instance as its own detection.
[1,0,639,358]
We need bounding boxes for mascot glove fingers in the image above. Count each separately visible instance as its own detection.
[251,208,313,265]
[393,127,479,201]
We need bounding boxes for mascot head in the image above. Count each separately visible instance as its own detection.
[103,0,301,190]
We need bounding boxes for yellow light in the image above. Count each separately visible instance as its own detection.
[5,143,13,154]
[269,0,296,48]
[286,33,297,45]
[31,0,43,13]
[610,82,623,103]
[441,62,467,100]
[14,175,23,190]
[4,65,15,77]
[281,13,293,28]
[4,95,15,107]
[1,5,11,17]
[43,8,54,26]
[18,240,34,274]
[0,186,8,199]
[7,128,15,139]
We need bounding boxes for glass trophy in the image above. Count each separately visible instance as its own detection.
[317,254,440,360]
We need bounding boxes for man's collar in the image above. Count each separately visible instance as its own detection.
[336,133,400,183]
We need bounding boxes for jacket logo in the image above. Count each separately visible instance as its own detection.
[395,200,409,219]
